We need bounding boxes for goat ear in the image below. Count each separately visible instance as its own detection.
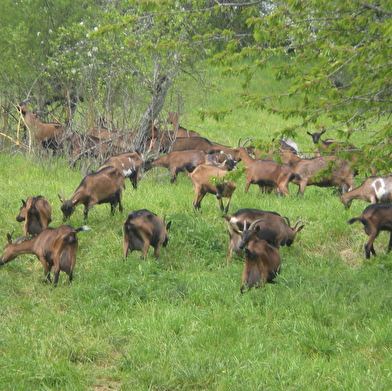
[306,131,312,136]
[253,225,261,232]
[58,194,64,203]
[296,224,305,233]
[6,233,12,244]
[166,221,172,231]
[21,199,27,206]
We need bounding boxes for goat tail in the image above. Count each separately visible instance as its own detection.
[76,225,91,232]
[289,173,301,181]
[347,217,361,225]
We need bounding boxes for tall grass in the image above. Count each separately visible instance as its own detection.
[0,63,391,390]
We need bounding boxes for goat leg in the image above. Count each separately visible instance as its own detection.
[388,232,392,253]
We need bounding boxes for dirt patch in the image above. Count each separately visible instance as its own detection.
[91,380,122,391]
[340,248,361,269]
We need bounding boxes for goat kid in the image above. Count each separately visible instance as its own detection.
[58,166,124,220]
[16,196,52,236]
[123,209,171,259]
[348,203,392,259]
[340,175,392,209]
[0,225,89,284]
[188,164,236,213]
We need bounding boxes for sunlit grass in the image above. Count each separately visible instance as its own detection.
[0,62,391,390]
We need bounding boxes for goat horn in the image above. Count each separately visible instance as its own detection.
[220,151,231,160]
[13,235,32,245]
[283,216,291,226]
[6,229,16,244]
[293,220,304,230]
[237,138,242,147]
[248,219,266,231]
[242,138,253,147]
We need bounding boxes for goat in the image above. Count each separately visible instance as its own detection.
[307,129,357,156]
[89,125,118,141]
[123,209,171,259]
[58,166,124,220]
[281,138,299,153]
[204,151,236,171]
[208,143,243,163]
[67,132,105,166]
[347,203,392,259]
[279,151,302,165]
[237,147,298,196]
[167,112,201,138]
[290,156,355,195]
[0,225,89,284]
[188,164,236,213]
[18,99,65,150]
[223,209,304,259]
[340,175,392,209]
[98,151,143,189]
[144,149,208,183]
[16,196,52,236]
[253,138,299,161]
[171,136,214,153]
[237,220,281,293]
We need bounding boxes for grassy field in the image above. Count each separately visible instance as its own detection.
[0,63,391,391]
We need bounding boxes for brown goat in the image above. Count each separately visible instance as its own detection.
[144,150,208,183]
[238,220,281,293]
[188,164,236,213]
[167,112,201,138]
[0,225,89,284]
[347,203,392,259]
[307,129,357,156]
[237,147,298,196]
[290,156,355,195]
[89,125,119,141]
[208,143,244,163]
[340,175,392,209]
[98,151,143,189]
[16,196,52,236]
[58,166,124,220]
[171,136,214,153]
[67,132,105,166]
[223,209,304,259]
[18,99,65,150]
[204,151,236,171]
[123,209,171,259]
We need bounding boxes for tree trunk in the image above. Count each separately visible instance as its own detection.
[132,74,172,152]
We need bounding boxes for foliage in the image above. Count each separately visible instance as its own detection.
[211,0,392,173]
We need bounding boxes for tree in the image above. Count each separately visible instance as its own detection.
[211,0,392,174]
[0,0,265,151]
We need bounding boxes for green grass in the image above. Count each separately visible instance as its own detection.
[0,63,391,390]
